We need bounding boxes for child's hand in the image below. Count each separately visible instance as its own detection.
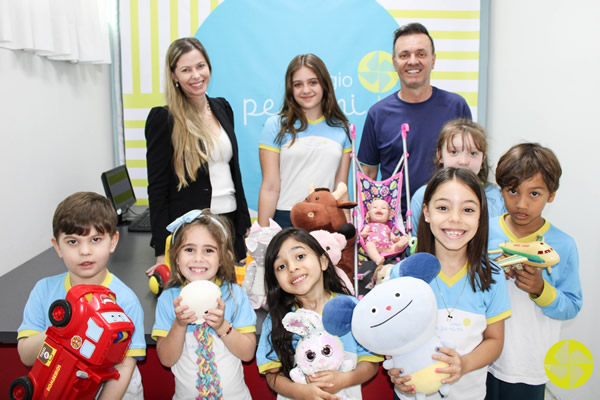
[387,367,416,395]
[298,381,341,400]
[146,255,166,276]
[204,298,227,333]
[173,296,197,326]
[432,346,463,384]
[514,265,544,296]
[307,370,348,395]
[504,266,517,279]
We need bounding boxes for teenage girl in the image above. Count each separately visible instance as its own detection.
[411,118,506,233]
[389,168,511,400]
[258,54,351,228]
[256,228,382,399]
[152,209,256,399]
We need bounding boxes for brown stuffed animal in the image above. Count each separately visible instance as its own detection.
[290,183,357,279]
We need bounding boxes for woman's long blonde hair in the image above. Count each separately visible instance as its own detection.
[165,37,216,189]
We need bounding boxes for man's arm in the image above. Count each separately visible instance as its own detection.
[361,163,379,180]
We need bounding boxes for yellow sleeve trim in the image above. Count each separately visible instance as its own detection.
[258,144,280,153]
[530,279,556,307]
[151,329,170,341]
[126,348,146,357]
[236,325,256,334]
[343,147,352,154]
[487,309,512,325]
[358,354,384,363]
[17,330,41,340]
[258,360,282,374]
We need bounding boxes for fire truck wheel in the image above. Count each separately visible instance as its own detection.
[9,376,33,400]
[48,299,72,327]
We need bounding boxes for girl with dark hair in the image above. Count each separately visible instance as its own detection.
[256,227,381,399]
[390,168,511,400]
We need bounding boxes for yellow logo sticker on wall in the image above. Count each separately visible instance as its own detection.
[358,51,398,94]
[545,340,593,389]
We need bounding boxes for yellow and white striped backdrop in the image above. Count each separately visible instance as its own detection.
[119,0,481,206]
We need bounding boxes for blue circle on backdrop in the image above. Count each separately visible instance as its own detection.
[196,0,399,211]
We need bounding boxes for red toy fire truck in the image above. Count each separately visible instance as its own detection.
[9,285,135,400]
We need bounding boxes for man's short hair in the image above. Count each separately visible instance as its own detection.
[393,22,435,54]
[53,192,118,238]
[496,143,562,193]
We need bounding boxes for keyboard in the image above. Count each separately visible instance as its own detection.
[128,208,152,232]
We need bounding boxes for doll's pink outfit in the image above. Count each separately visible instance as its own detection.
[364,222,393,249]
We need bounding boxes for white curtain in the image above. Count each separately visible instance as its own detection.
[0,0,111,64]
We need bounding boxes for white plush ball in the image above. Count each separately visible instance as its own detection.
[179,280,221,324]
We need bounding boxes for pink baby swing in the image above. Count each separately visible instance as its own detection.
[350,123,415,294]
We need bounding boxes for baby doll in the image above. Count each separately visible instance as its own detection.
[360,198,409,266]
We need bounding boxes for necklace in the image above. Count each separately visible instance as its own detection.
[434,275,468,322]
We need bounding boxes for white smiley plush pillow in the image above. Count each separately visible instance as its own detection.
[179,280,221,324]
[323,253,451,400]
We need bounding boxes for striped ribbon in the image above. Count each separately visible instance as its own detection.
[194,323,223,399]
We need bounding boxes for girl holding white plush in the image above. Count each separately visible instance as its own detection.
[257,227,381,399]
[152,209,256,399]
[389,168,511,399]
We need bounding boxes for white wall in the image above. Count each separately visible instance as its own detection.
[487,1,600,398]
[0,48,114,276]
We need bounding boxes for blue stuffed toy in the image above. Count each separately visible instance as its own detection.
[323,253,451,400]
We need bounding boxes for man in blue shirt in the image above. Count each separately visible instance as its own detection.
[358,23,472,215]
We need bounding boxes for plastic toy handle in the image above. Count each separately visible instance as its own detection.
[401,123,409,139]
[350,123,356,140]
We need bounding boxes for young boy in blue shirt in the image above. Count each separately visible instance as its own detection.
[486,143,582,400]
[17,192,146,399]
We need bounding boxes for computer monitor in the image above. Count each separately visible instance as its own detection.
[101,165,136,218]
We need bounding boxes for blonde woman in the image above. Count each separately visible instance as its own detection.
[145,37,250,272]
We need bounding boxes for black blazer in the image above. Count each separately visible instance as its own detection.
[145,96,251,256]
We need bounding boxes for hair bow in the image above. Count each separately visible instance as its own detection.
[166,209,227,243]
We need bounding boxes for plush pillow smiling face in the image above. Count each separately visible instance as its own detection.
[351,276,437,356]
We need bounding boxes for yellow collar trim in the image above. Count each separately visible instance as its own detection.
[499,213,550,242]
[308,116,325,125]
[64,270,113,291]
[437,262,468,287]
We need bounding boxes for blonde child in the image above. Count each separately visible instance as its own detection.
[257,228,382,399]
[258,54,352,228]
[389,168,511,400]
[18,192,145,399]
[411,119,506,233]
[152,209,257,399]
[360,198,410,265]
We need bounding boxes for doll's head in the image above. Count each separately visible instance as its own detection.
[166,209,236,288]
[367,198,392,224]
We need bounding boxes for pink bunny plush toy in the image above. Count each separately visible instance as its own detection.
[282,308,353,384]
